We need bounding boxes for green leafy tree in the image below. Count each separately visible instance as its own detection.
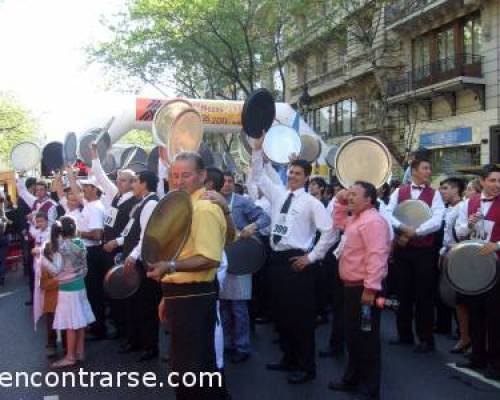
[0,93,36,165]
[117,129,154,149]
[89,0,308,100]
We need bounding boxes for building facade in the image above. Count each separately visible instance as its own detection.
[283,0,500,175]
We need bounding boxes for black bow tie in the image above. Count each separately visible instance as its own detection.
[482,197,496,203]
[412,185,425,191]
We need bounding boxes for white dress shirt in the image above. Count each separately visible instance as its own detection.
[251,150,334,262]
[386,182,445,236]
[377,200,395,241]
[91,159,135,209]
[441,201,462,254]
[118,193,158,261]
[79,199,105,247]
[59,196,82,229]
[455,194,499,244]
[157,161,169,199]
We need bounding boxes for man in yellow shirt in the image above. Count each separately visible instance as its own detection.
[147,152,227,400]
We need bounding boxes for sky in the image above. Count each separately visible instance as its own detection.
[0,0,171,141]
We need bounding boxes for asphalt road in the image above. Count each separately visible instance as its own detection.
[0,267,499,400]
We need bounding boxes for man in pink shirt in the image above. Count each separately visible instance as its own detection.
[329,181,391,400]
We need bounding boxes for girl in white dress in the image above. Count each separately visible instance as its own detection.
[42,216,95,368]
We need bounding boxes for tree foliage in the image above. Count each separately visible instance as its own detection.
[117,129,154,149]
[89,0,308,100]
[0,93,36,165]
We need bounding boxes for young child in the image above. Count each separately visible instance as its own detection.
[30,212,57,356]
[42,216,95,368]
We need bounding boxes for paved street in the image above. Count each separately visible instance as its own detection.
[0,268,499,400]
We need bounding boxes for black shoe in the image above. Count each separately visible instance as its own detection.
[136,349,159,362]
[328,380,357,392]
[483,367,500,381]
[388,338,414,346]
[24,300,33,306]
[266,361,295,372]
[231,351,250,364]
[224,348,235,356]
[86,333,108,342]
[108,331,124,341]
[119,343,141,354]
[413,343,435,354]
[455,361,486,370]
[254,317,271,325]
[287,371,315,384]
[319,348,343,358]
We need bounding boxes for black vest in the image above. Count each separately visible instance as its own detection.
[104,193,140,243]
[122,193,158,259]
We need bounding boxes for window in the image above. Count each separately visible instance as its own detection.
[317,51,328,75]
[342,100,351,134]
[437,27,455,72]
[463,15,482,63]
[308,99,357,137]
[319,106,330,136]
[413,36,431,79]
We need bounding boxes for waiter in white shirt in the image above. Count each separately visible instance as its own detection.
[119,170,161,362]
[251,135,334,384]
[386,155,445,353]
[77,176,107,340]
[90,144,140,340]
[454,164,500,379]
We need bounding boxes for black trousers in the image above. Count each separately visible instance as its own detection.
[127,268,161,351]
[103,249,128,336]
[324,247,345,351]
[315,258,330,317]
[343,286,381,399]
[434,266,453,334]
[23,239,34,299]
[393,246,436,344]
[465,279,500,370]
[163,281,223,400]
[84,245,107,336]
[270,250,316,374]
[250,236,271,321]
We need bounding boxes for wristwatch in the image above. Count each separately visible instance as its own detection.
[166,261,177,274]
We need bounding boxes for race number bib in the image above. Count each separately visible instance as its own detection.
[271,213,291,239]
[122,218,134,237]
[104,207,118,228]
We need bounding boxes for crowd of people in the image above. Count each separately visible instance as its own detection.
[0,137,499,400]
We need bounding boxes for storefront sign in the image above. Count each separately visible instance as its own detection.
[419,127,472,147]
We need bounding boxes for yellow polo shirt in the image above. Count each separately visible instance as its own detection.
[161,189,227,284]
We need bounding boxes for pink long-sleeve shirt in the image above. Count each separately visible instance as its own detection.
[334,202,391,291]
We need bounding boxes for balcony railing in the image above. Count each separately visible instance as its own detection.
[387,53,483,97]
[384,0,438,26]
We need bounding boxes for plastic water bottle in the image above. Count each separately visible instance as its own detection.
[360,304,372,332]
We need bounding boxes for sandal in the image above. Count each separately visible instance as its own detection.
[51,357,77,368]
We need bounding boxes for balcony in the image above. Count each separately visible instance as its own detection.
[387,53,483,97]
[384,0,476,30]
